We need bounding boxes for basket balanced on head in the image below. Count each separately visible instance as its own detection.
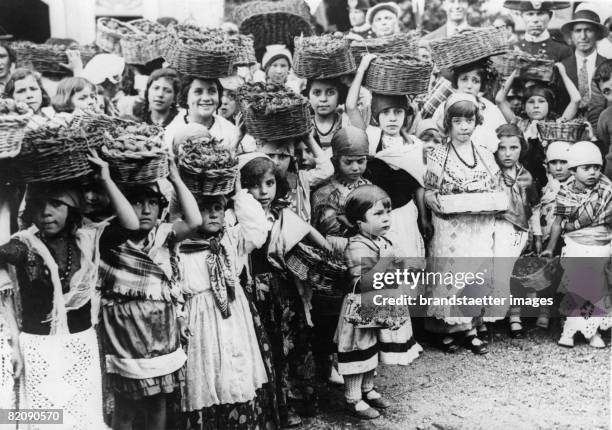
[364,54,433,96]
[178,135,238,196]
[163,32,236,79]
[120,19,169,65]
[96,17,142,55]
[237,82,312,141]
[11,41,98,77]
[536,120,587,142]
[293,33,356,79]
[349,31,419,64]
[16,125,92,183]
[233,0,313,50]
[100,122,168,185]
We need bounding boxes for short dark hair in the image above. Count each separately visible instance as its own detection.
[593,59,612,90]
[304,78,348,106]
[344,184,391,226]
[178,76,223,110]
[442,100,484,134]
[451,59,498,94]
[240,157,290,203]
[140,68,181,121]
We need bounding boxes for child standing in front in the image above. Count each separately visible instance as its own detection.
[337,185,422,420]
[99,159,201,430]
[542,141,612,348]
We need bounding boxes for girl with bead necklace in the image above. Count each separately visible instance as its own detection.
[0,152,138,429]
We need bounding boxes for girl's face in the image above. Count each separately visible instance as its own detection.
[421,132,442,156]
[33,199,69,237]
[13,75,43,113]
[132,196,160,231]
[83,186,110,216]
[371,10,398,37]
[337,155,367,182]
[572,164,601,187]
[247,170,277,211]
[0,46,11,80]
[198,200,225,235]
[148,77,175,113]
[296,140,315,169]
[598,76,612,104]
[547,159,570,181]
[358,199,391,237]
[349,8,366,27]
[524,95,549,120]
[379,107,405,136]
[187,79,219,120]
[268,153,292,175]
[456,70,482,96]
[219,94,238,120]
[309,81,340,116]
[496,136,521,169]
[450,116,476,144]
[71,86,97,113]
[267,58,290,86]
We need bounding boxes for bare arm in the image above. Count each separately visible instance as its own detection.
[306,225,332,253]
[556,62,580,121]
[495,69,518,123]
[87,149,139,230]
[541,215,562,257]
[345,54,376,130]
[167,156,202,241]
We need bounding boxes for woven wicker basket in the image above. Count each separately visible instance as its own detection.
[241,101,312,141]
[536,120,587,142]
[11,42,97,76]
[512,255,560,293]
[0,113,31,159]
[285,242,347,293]
[121,19,169,64]
[181,165,238,196]
[364,54,432,96]
[293,34,356,79]
[229,34,257,67]
[96,18,142,54]
[518,55,555,82]
[233,0,313,49]
[428,27,510,70]
[17,128,92,183]
[101,147,168,185]
[350,32,419,64]
[163,35,236,78]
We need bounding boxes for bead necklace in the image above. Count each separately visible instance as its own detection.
[450,142,477,169]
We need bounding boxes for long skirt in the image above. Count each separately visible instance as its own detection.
[334,295,422,376]
[558,236,612,339]
[19,328,106,430]
[249,271,316,422]
[426,213,496,333]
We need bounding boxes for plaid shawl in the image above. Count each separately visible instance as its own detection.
[179,234,236,319]
[555,175,612,232]
[99,223,180,302]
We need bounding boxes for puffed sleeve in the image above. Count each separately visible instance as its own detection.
[226,189,268,256]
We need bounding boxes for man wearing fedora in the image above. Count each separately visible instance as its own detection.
[504,0,573,62]
[423,0,474,40]
[560,9,609,115]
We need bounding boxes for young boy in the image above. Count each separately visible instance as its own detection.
[593,59,612,180]
[542,141,612,348]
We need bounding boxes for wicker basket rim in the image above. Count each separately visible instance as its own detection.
[101,147,167,160]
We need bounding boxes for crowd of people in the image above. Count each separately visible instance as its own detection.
[0,0,611,429]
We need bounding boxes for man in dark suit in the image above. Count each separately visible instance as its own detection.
[422,0,473,40]
[503,1,572,62]
[560,9,610,125]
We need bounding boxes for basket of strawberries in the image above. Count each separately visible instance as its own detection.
[100,122,168,184]
[178,135,238,196]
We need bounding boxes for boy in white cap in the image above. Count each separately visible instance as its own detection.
[541,141,612,347]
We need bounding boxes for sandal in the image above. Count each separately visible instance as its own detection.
[440,335,459,353]
[509,321,524,339]
[464,334,488,355]
[363,390,391,409]
[345,400,380,419]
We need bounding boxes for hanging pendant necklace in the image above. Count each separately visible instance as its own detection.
[450,142,477,169]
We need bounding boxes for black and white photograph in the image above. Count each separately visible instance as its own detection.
[0,0,610,429]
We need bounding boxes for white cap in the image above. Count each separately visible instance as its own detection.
[237,152,271,171]
[262,45,292,71]
[82,53,125,85]
[546,141,570,162]
[567,141,603,168]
